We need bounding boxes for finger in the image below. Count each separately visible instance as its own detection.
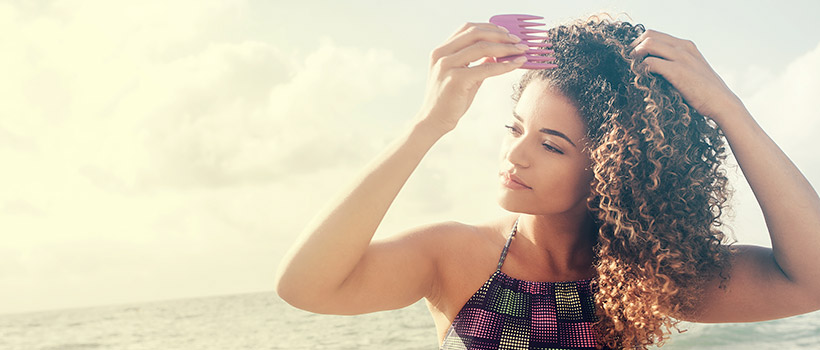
[629,29,683,50]
[447,22,509,38]
[642,56,675,77]
[443,41,529,68]
[631,35,679,62]
[448,24,520,51]
[631,30,703,63]
[466,56,528,80]
[468,56,497,67]
[432,24,520,63]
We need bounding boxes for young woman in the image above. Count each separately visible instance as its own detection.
[275,15,820,349]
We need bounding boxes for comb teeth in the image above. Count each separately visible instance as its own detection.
[489,14,557,69]
[507,14,543,21]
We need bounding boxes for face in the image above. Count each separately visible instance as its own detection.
[497,78,594,216]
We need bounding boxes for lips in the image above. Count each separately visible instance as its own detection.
[501,171,531,189]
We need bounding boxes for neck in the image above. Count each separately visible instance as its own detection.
[514,210,596,275]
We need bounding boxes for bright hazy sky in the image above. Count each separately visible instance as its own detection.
[2,0,819,314]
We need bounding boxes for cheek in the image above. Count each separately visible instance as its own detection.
[534,162,593,200]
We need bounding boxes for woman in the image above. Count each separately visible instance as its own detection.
[275,15,820,349]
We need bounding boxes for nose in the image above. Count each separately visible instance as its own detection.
[502,136,530,168]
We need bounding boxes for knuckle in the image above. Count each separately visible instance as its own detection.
[438,55,456,67]
[429,48,442,62]
[643,57,661,71]
[430,46,444,62]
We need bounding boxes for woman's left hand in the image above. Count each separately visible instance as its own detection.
[630,30,744,122]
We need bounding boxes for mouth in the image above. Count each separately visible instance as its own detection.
[500,171,531,189]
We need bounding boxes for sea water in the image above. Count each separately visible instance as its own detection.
[2,292,819,349]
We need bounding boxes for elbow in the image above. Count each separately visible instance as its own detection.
[275,276,312,311]
[274,269,334,313]
[274,269,304,308]
[276,285,338,314]
[274,257,308,306]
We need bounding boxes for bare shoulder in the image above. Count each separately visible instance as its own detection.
[382,215,514,255]
[420,214,518,307]
[438,214,518,270]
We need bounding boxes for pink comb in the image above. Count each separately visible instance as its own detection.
[489,14,556,69]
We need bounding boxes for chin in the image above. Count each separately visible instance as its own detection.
[496,191,533,214]
[497,190,586,216]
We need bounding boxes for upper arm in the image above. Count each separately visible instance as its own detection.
[312,221,462,315]
[679,244,820,323]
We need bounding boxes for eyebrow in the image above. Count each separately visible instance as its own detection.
[512,111,577,148]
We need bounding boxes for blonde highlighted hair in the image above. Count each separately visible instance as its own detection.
[513,15,734,348]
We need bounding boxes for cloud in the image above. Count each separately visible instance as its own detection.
[2,0,416,191]
[721,40,820,246]
[0,0,417,313]
[746,40,820,158]
[76,38,414,191]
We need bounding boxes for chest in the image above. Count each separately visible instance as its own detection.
[437,270,601,349]
[428,238,597,344]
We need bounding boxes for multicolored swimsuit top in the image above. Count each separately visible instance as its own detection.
[440,217,605,350]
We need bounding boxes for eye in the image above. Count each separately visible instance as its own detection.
[542,143,564,154]
[506,124,564,155]
[503,124,520,135]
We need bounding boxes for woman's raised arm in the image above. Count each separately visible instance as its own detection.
[274,22,528,314]
[631,29,820,322]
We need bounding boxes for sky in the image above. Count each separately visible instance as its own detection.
[1,0,819,314]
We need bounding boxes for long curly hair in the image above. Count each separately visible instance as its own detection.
[512,15,735,349]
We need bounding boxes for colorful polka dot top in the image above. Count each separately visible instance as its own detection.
[440,216,605,350]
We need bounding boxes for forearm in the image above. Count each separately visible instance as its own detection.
[274,118,447,304]
[716,103,820,289]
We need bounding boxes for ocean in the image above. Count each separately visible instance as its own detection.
[2,291,819,349]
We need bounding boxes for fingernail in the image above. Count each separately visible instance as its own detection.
[508,34,521,42]
[497,25,509,33]
[514,43,529,51]
[513,56,528,63]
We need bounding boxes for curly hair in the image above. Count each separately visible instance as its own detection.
[512,15,734,349]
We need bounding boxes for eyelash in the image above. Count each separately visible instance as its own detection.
[504,124,564,155]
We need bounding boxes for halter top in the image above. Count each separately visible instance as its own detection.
[440,216,604,350]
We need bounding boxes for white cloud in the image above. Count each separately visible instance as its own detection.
[746,41,820,155]
[721,40,820,247]
[0,0,417,313]
[70,37,415,191]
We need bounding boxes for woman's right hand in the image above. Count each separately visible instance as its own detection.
[415,22,530,134]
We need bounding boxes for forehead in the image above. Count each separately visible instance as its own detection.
[514,79,587,138]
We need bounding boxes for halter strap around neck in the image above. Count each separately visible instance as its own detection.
[496,216,520,271]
